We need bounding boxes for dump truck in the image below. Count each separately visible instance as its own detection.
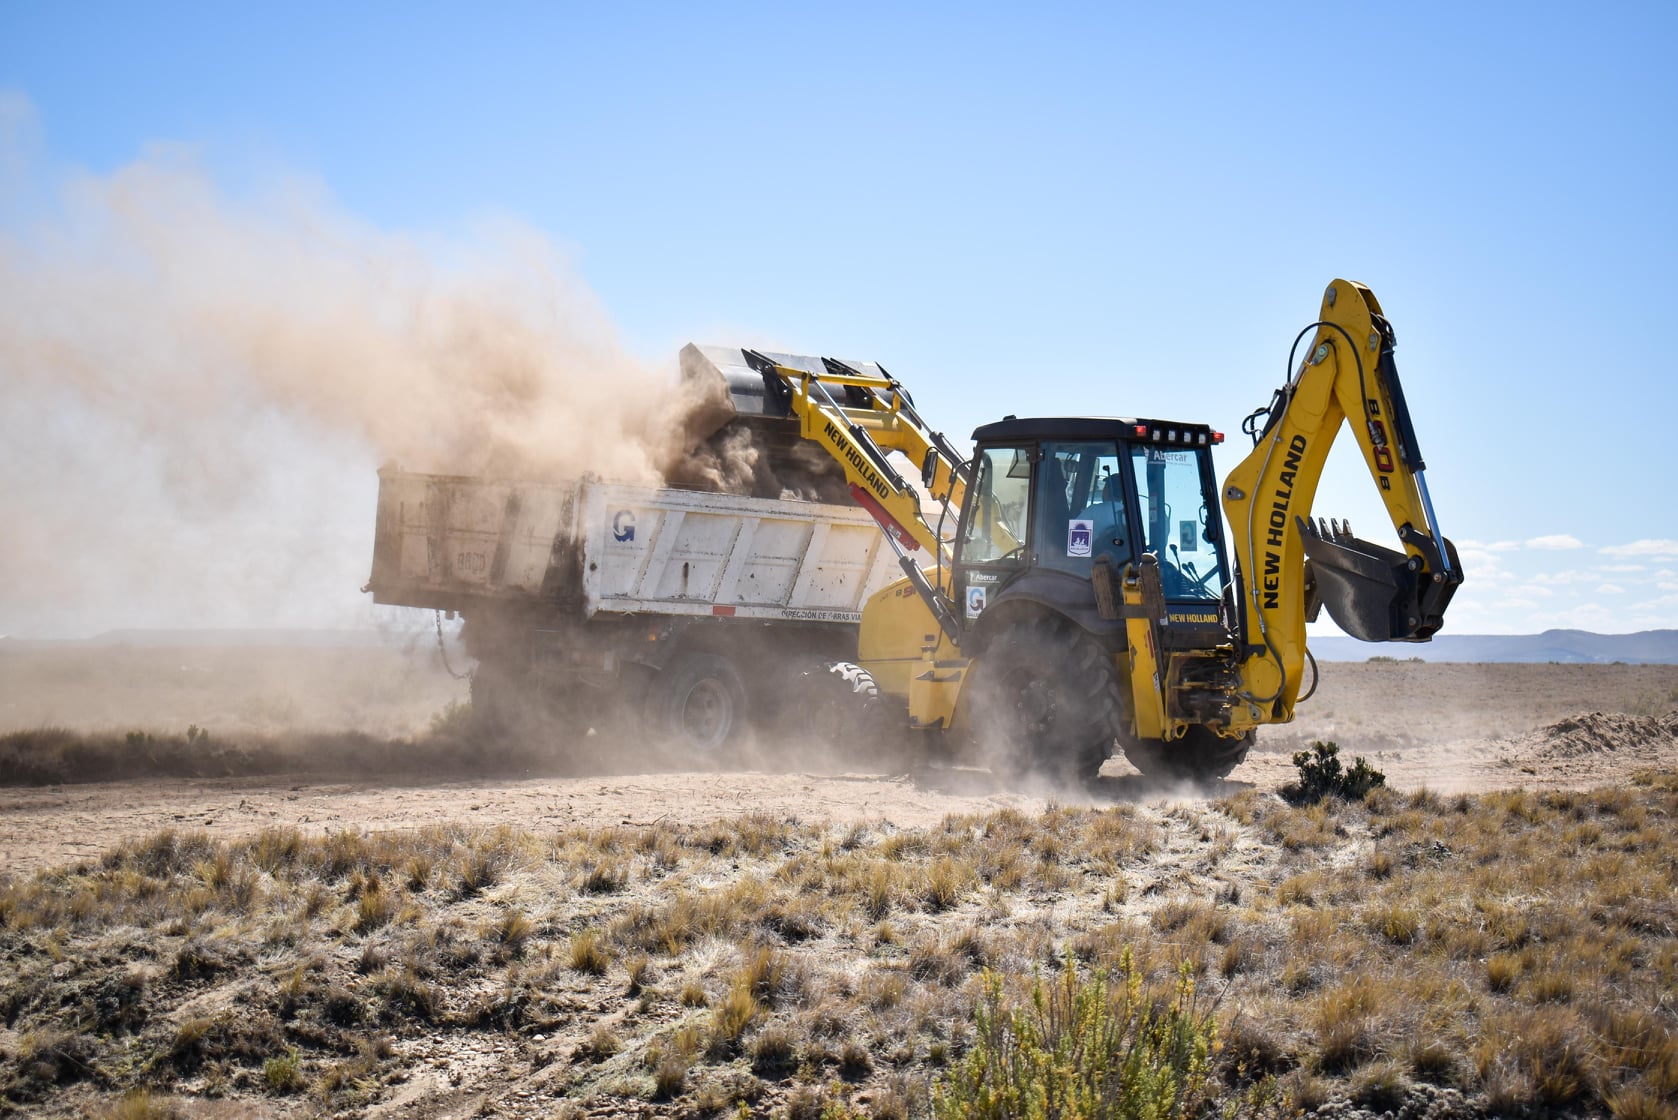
[364,347,907,754]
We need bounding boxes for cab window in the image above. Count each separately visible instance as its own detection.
[1035,441,1128,575]
[1130,445,1223,600]
[960,446,1029,564]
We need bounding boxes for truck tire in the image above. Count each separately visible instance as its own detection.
[1121,726,1252,782]
[967,615,1122,783]
[800,662,901,766]
[472,658,604,748]
[647,652,748,758]
[469,659,525,740]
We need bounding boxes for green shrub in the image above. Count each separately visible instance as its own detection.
[933,949,1214,1119]
[1285,741,1385,804]
[263,1048,304,1093]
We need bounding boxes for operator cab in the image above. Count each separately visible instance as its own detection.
[954,417,1233,647]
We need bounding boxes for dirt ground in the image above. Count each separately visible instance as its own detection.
[2,650,1675,879]
[3,649,1677,1119]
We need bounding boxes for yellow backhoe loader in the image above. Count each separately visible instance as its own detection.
[712,279,1462,780]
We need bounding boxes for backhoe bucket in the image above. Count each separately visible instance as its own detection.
[1297,517,1459,642]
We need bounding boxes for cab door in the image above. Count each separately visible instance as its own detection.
[1127,442,1235,643]
[953,444,1032,627]
[1033,441,1131,577]
[954,440,1135,630]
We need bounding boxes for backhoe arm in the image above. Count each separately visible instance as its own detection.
[1219,280,1462,717]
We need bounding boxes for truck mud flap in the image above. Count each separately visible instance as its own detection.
[1297,517,1459,643]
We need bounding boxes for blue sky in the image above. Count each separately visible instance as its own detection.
[2,1,1675,637]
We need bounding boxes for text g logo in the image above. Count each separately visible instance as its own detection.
[612,510,636,543]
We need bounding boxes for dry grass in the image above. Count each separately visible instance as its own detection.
[1,777,1675,1116]
[568,929,610,975]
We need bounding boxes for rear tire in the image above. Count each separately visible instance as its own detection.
[966,615,1122,783]
[646,652,748,759]
[1121,726,1252,782]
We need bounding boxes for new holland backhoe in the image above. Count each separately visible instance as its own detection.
[702,279,1462,780]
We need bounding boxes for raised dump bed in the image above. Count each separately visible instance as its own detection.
[366,469,901,753]
[369,470,897,622]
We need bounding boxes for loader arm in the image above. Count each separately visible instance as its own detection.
[741,350,973,638]
[1219,279,1462,718]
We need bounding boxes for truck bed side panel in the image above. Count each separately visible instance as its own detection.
[369,472,902,623]
[581,484,897,622]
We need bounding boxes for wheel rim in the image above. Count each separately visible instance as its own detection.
[1005,670,1058,737]
[678,678,735,752]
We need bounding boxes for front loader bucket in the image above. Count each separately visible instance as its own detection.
[678,344,900,438]
[1298,517,1460,642]
[679,344,797,439]
[670,344,877,501]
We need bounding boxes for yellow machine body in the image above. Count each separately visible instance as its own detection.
[737,280,1461,780]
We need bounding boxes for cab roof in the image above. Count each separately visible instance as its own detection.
[971,416,1218,444]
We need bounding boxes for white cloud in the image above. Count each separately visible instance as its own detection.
[1546,602,1617,629]
[1528,570,1595,586]
[1456,547,1523,574]
[1599,539,1678,559]
[1417,544,1678,632]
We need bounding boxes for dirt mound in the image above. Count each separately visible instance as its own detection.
[1509,711,1678,762]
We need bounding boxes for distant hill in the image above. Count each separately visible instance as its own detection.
[1310,629,1678,664]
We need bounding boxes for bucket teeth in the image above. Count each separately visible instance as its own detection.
[1297,515,1423,642]
[1312,517,1352,541]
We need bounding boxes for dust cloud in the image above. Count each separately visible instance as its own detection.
[0,97,736,637]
